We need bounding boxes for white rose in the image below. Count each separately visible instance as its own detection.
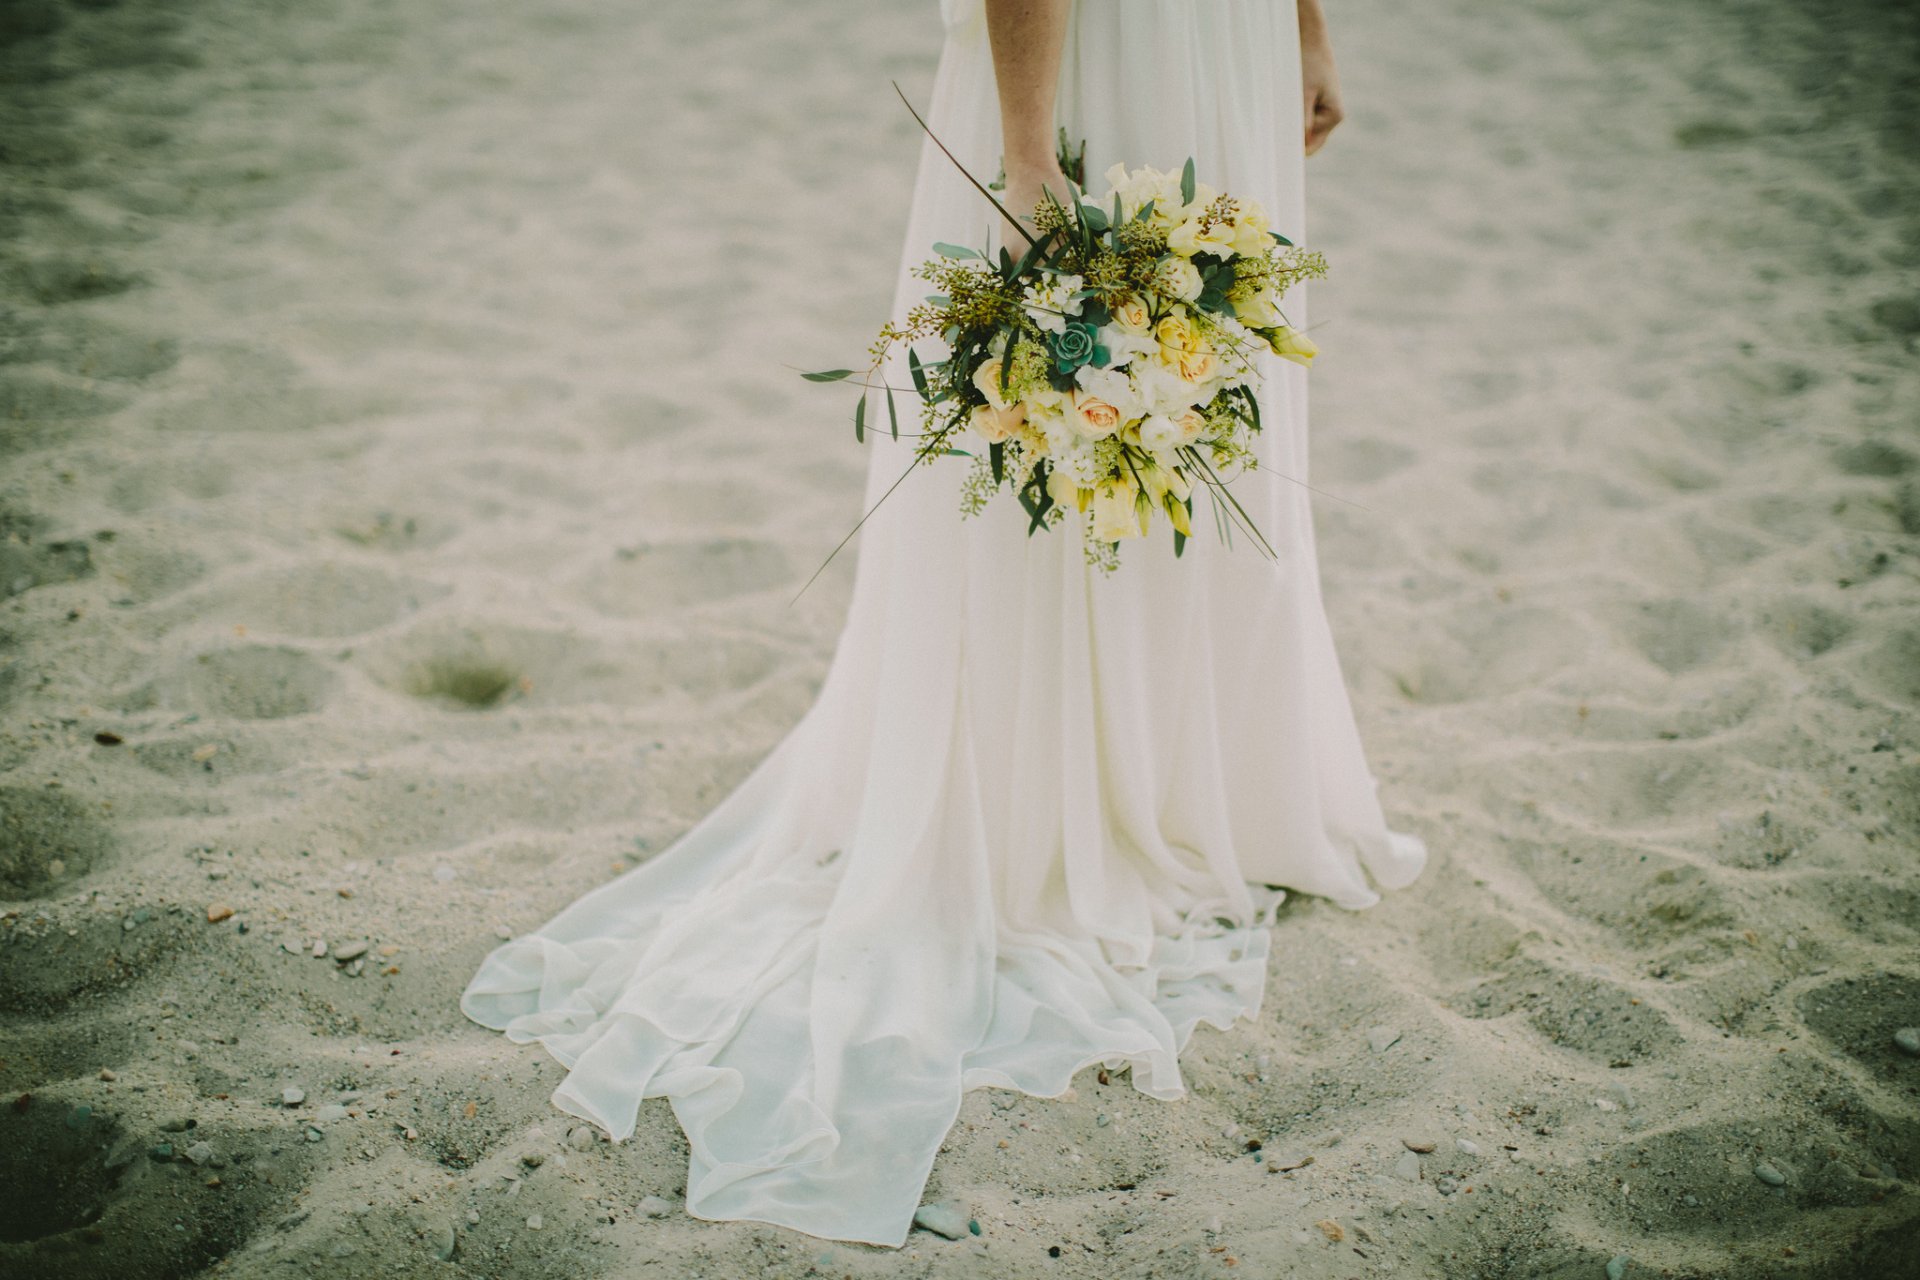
[1097,324,1158,368]
[1138,414,1185,452]
[1130,360,1200,418]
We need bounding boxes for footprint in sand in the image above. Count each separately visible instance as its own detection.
[155,562,448,640]
[1607,596,1742,676]
[0,785,114,899]
[1457,960,1683,1066]
[0,1093,309,1280]
[580,538,792,615]
[1798,971,1920,1076]
[120,644,336,720]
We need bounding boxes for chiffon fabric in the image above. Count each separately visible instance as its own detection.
[462,0,1428,1248]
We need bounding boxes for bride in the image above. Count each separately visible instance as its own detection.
[463,0,1427,1249]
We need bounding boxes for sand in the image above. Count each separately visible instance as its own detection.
[1,0,1916,1276]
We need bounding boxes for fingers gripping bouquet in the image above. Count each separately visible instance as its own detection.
[803,111,1326,580]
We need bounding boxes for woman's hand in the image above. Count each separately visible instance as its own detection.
[985,0,1072,241]
[1298,0,1344,156]
[999,161,1074,242]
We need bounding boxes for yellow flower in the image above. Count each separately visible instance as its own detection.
[1154,311,1204,357]
[1265,325,1318,366]
[1228,207,1273,257]
[1233,287,1284,329]
[1154,312,1216,384]
[1090,475,1145,541]
[1046,466,1089,511]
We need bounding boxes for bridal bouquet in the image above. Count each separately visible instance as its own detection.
[806,136,1326,574]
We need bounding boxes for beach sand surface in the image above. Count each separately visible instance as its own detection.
[1,0,1916,1275]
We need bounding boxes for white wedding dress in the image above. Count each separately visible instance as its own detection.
[462,0,1427,1248]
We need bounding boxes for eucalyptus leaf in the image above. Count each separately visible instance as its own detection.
[802,369,855,383]
[933,242,982,260]
[1180,157,1196,206]
[885,383,900,440]
[853,392,866,443]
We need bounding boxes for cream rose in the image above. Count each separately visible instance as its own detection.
[1175,348,1217,384]
[1069,389,1123,440]
[968,401,1025,444]
[972,356,1014,409]
[1109,293,1152,334]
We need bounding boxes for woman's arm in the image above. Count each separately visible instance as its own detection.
[984,0,1072,232]
[1298,0,1345,155]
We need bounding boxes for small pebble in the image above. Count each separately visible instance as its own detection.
[1683,1194,1700,1207]
[1402,1138,1436,1154]
[1894,1028,1920,1057]
[1608,1081,1636,1110]
[310,939,327,959]
[160,1117,191,1132]
[525,1214,542,1231]
[98,1069,116,1082]
[206,904,234,924]
[431,1222,456,1262]
[637,1195,674,1218]
[1754,1161,1787,1187]
[185,1141,215,1166]
[1435,1175,1458,1195]
[1606,1253,1631,1280]
[281,1088,305,1106]
[305,1127,323,1142]
[1456,1138,1480,1157]
[913,1199,970,1240]
[1366,1026,1402,1053]
[332,940,370,963]
[1393,1151,1422,1182]
[568,1126,596,1151]
[314,1104,349,1123]
[1095,1113,1110,1127]
[520,1153,544,1169]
